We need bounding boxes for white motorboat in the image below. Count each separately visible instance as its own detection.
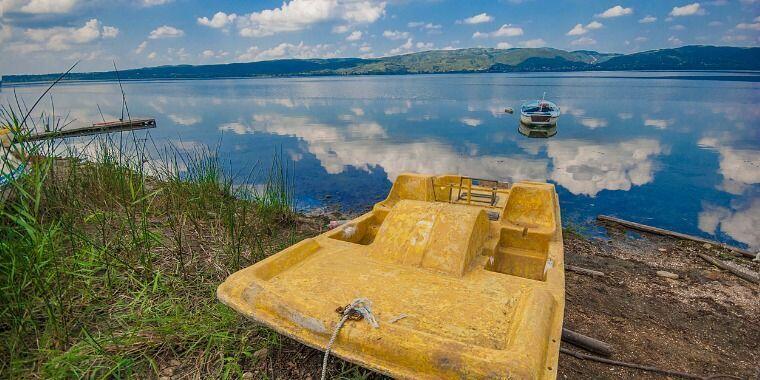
[520,94,560,127]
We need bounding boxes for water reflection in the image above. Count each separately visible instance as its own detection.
[2,73,757,248]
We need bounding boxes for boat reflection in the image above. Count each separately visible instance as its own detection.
[518,122,557,138]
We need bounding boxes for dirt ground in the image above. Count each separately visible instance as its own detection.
[244,220,760,380]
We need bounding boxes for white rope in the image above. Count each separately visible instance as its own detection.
[320,298,378,380]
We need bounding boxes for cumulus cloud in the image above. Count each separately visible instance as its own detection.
[547,139,664,196]
[135,40,147,54]
[473,24,523,38]
[16,19,118,52]
[237,41,338,61]
[345,30,362,41]
[639,15,657,23]
[496,41,512,49]
[219,114,548,183]
[670,3,705,16]
[736,21,760,30]
[4,0,80,14]
[698,200,760,249]
[149,25,184,39]
[462,13,494,24]
[200,49,229,59]
[197,12,238,29]
[236,0,386,38]
[596,5,633,18]
[332,24,350,33]
[141,0,172,6]
[667,36,683,45]
[519,38,546,48]
[382,30,409,40]
[566,21,603,36]
[670,24,686,30]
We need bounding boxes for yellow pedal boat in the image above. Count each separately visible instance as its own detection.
[218,174,565,379]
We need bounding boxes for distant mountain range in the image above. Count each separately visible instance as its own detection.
[3,45,758,84]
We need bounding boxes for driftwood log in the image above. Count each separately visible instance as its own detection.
[566,265,605,277]
[597,215,755,259]
[697,253,759,284]
[561,328,614,357]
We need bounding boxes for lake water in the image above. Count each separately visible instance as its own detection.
[3,72,759,249]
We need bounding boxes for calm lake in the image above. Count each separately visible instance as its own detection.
[3,72,759,249]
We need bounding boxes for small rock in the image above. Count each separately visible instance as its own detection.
[168,359,181,367]
[658,248,667,252]
[253,347,269,359]
[242,372,254,380]
[656,270,679,279]
[159,377,170,380]
[703,243,712,249]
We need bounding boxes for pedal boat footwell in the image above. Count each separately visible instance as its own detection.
[218,174,565,379]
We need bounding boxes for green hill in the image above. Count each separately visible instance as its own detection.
[2,45,758,84]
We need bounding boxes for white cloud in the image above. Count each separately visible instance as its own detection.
[149,25,184,39]
[566,24,587,36]
[667,36,683,45]
[237,41,338,61]
[634,36,648,42]
[237,0,386,38]
[571,37,597,46]
[462,13,494,24]
[147,51,157,59]
[519,38,546,48]
[491,24,523,37]
[548,139,664,197]
[200,49,229,59]
[0,22,12,44]
[17,0,78,14]
[496,41,512,49]
[669,3,705,16]
[389,37,413,54]
[460,117,482,127]
[102,26,119,38]
[346,30,362,41]
[382,30,409,40]
[20,19,117,52]
[736,22,760,30]
[670,24,686,30]
[596,5,633,18]
[198,12,238,29]
[332,24,350,33]
[141,0,172,6]
[135,41,147,54]
[415,41,433,49]
[566,21,603,36]
[639,15,657,23]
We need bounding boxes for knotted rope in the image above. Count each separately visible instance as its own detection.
[321,298,378,380]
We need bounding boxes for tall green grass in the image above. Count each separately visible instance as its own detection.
[0,103,325,378]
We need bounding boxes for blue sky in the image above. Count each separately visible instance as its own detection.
[1,0,758,74]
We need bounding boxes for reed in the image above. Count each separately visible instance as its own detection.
[0,101,321,378]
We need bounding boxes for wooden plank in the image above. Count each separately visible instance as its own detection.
[22,118,156,142]
[597,215,755,259]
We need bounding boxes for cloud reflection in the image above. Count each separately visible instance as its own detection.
[547,139,665,196]
[698,200,760,249]
[220,114,548,182]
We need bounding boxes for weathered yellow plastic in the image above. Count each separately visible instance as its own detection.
[218,174,565,379]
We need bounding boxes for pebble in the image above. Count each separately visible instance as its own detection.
[656,270,679,279]
[242,372,254,380]
[703,243,712,249]
[658,248,667,252]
